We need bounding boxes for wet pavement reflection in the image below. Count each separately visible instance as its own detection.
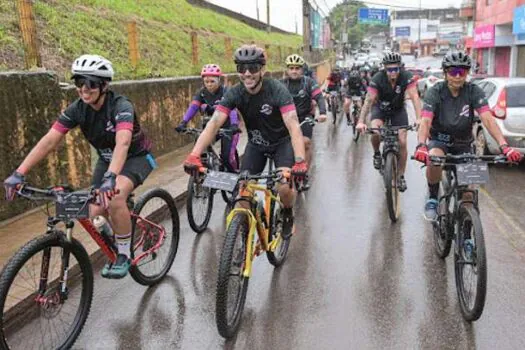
[72,117,525,349]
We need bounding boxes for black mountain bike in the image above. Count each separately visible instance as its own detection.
[327,91,340,125]
[368,123,413,222]
[423,153,508,321]
[182,127,240,233]
[350,96,361,142]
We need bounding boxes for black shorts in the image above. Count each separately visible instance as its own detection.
[240,139,294,175]
[345,90,361,99]
[428,140,472,155]
[299,115,314,139]
[371,105,408,126]
[92,154,154,189]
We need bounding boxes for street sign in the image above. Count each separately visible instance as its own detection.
[395,26,410,37]
[513,5,525,35]
[358,8,389,25]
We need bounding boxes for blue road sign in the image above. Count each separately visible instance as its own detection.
[358,8,389,25]
[395,26,410,37]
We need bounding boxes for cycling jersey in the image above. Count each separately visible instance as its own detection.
[327,72,342,88]
[183,85,239,127]
[422,81,489,144]
[346,75,365,96]
[217,78,296,147]
[53,91,151,162]
[280,76,326,118]
[368,70,416,114]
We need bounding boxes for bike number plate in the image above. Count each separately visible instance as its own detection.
[455,162,489,185]
[55,191,91,220]
[202,171,239,192]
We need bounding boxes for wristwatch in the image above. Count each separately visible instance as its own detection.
[295,157,305,163]
[499,143,509,152]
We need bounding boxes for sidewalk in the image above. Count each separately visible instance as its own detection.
[0,132,247,270]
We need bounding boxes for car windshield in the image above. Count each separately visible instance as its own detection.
[506,85,525,107]
[425,71,444,78]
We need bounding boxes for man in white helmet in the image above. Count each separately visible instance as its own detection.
[3,54,154,279]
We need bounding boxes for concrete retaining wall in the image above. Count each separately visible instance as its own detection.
[0,62,330,221]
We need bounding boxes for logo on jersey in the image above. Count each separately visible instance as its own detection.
[297,89,307,98]
[105,120,116,132]
[260,104,273,115]
[249,129,270,146]
[395,85,401,94]
[459,104,470,118]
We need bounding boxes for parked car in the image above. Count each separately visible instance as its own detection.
[472,78,525,156]
[417,69,445,97]
[354,52,368,61]
[432,47,450,56]
[369,57,381,67]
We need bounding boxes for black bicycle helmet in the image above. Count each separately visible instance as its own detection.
[442,51,472,69]
[234,45,266,65]
[382,52,402,65]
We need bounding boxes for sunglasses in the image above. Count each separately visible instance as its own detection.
[386,67,400,73]
[447,67,468,77]
[236,63,262,74]
[73,77,104,89]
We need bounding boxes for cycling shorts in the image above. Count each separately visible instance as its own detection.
[240,138,294,174]
[92,154,154,189]
[428,140,472,155]
[371,105,408,126]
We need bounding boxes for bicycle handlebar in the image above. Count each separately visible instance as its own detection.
[299,117,317,127]
[182,126,241,139]
[366,124,415,134]
[15,184,119,202]
[410,154,509,166]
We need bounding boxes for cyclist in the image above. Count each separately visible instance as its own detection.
[3,54,154,279]
[356,52,421,192]
[175,63,240,173]
[413,51,522,221]
[281,54,327,168]
[183,45,307,239]
[323,67,343,123]
[344,70,365,126]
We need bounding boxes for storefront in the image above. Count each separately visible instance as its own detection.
[512,5,525,77]
[474,24,495,74]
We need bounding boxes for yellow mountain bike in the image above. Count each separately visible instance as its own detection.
[204,162,292,338]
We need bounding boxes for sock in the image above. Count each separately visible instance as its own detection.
[428,183,440,200]
[115,232,132,258]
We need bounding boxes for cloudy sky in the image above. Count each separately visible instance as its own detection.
[207,0,463,34]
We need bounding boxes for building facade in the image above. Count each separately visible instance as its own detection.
[468,0,525,76]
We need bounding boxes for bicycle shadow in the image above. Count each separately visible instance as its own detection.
[112,275,186,349]
[416,224,478,349]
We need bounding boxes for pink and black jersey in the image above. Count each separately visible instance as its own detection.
[53,91,150,162]
[218,78,296,147]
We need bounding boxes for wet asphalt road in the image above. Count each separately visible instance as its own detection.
[68,117,525,349]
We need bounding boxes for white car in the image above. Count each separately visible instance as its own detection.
[472,78,525,156]
[354,53,368,61]
[369,57,381,67]
[417,69,445,98]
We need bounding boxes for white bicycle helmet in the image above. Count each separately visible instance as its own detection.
[71,54,114,80]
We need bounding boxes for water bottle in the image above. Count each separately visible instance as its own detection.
[93,216,114,242]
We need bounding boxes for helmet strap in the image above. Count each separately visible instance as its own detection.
[92,81,109,106]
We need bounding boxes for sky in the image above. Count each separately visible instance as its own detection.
[207,0,463,34]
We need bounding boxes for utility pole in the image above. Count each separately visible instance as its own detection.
[267,0,271,33]
[256,0,260,21]
[303,0,311,59]
[295,15,298,34]
[343,12,348,60]
[418,0,422,52]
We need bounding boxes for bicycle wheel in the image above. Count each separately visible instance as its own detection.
[187,175,214,233]
[0,232,93,350]
[352,108,360,142]
[454,205,487,321]
[130,188,180,286]
[433,179,452,258]
[331,99,337,124]
[384,152,400,222]
[216,212,250,339]
[266,198,291,267]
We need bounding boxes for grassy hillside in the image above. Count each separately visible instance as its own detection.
[0,0,302,80]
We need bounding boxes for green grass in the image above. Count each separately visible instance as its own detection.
[0,0,302,80]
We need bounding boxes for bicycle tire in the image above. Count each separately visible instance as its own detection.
[331,99,337,124]
[130,188,180,286]
[266,198,291,267]
[433,178,452,258]
[187,175,214,233]
[454,205,487,322]
[220,150,240,204]
[384,152,400,222]
[0,232,93,350]
[216,212,250,339]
